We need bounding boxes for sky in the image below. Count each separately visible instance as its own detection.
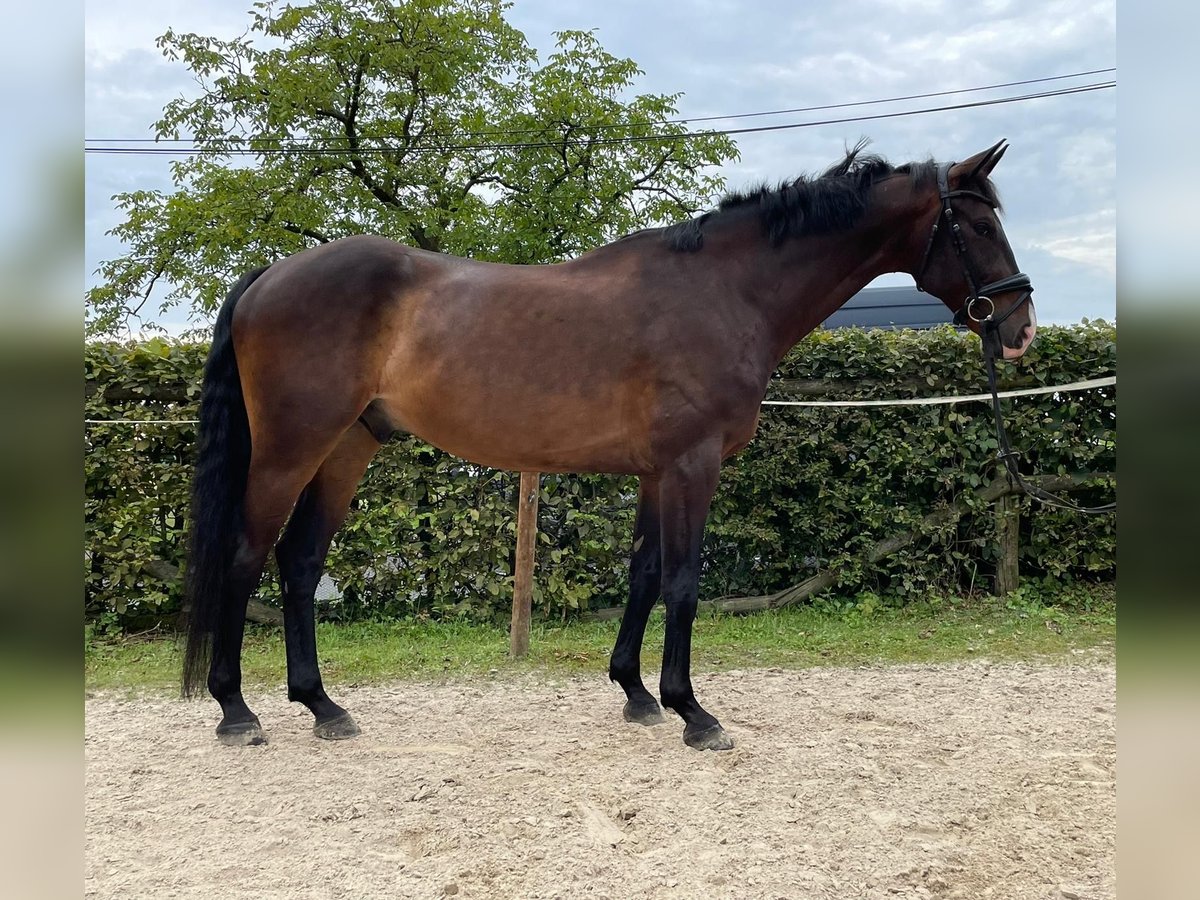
[84,0,1116,331]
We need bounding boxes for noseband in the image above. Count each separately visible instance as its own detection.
[915,161,1034,353]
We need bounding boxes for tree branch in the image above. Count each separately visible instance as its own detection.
[628,149,673,191]
[141,559,283,625]
[332,55,404,209]
[281,223,332,244]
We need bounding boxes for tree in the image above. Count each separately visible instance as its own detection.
[87,0,738,335]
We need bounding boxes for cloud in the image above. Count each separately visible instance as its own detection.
[1026,208,1116,276]
[1038,235,1116,277]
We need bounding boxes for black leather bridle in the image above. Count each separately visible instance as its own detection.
[915,161,1034,349]
[917,161,1114,515]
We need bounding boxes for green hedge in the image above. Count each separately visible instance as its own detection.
[85,324,1116,628]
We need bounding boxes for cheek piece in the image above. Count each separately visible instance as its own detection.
[914,161,1033,359]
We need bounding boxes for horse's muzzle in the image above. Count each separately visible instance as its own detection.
[1001,302,1037,360]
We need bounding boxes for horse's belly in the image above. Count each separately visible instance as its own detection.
[377,380,648,475]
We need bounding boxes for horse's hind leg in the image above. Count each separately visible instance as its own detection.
[275,424,380,740]
[609,476,667,725]
[209,459,316,746]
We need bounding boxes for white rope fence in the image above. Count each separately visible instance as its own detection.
[85,418,201,425]
[761,375,1114,407]
[84,375,1115,426]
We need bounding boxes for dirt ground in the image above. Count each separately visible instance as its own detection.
[85,654,1114,900]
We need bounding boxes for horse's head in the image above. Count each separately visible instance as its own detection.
[914,140,1036,360]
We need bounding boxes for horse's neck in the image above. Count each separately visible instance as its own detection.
[745,184,931,363]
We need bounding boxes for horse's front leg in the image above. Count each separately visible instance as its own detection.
[657,442,733,751]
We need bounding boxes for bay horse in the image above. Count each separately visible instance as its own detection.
[182,140,1035,750]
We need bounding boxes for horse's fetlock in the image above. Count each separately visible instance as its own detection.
[659,680,693,713]
[287,678,326,705]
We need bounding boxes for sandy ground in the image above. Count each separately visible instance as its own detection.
[86,654,1114,900]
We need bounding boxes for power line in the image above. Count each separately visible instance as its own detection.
[85,80,1114,157]
[637,67,1115,126]
[86,67,1115,146]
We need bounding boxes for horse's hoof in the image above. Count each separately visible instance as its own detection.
[314,712,361,741]
[623,699,666,726]
[216,718,267,747]
[683,723,734,751]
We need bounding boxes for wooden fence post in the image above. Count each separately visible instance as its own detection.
[510,471,540,657]
[994,493,1020,596]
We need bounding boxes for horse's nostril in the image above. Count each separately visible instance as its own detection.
[1005,325,1034,351]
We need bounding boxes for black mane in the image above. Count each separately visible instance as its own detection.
[662,141,999,252]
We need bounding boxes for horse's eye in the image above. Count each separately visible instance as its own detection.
[973,221,995,238]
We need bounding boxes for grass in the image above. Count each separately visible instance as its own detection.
[85,586,1115,693]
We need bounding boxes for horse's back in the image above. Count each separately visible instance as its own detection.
[226,232,757,475]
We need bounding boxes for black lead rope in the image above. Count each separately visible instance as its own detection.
[981,331,1116,515]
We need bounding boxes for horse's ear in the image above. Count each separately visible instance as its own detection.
[951,140,1008,184]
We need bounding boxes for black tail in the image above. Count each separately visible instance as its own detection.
[181,266,270,698]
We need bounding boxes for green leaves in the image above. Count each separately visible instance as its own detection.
[84,324,1115,629]
[87,0,737,334]
[709,323,1116,602]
